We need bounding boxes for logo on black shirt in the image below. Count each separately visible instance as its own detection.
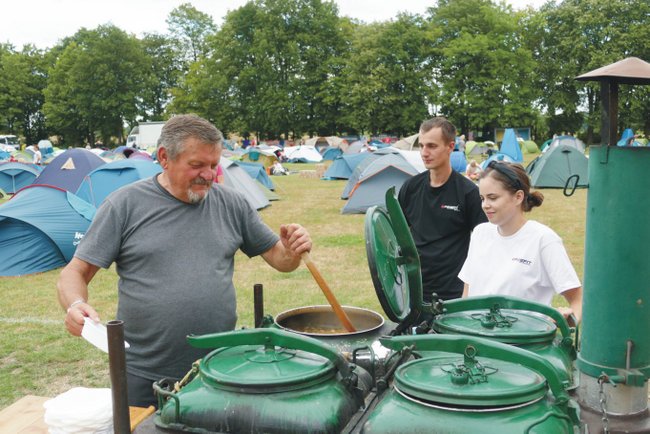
[440,204,460,212]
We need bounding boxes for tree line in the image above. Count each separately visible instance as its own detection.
[0,0,648,148]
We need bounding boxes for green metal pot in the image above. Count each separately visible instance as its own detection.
[360,335,582,434]
[365,188,576,388]
[153,328,368,433]
[433,296,576,389]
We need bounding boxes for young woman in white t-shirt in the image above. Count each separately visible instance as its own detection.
[458,161,583,323]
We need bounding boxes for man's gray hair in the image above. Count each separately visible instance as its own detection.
[157,114,224,160]
[419,117,457,144]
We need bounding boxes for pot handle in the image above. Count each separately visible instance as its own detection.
[187,328,353,379]
[380,334,570,405]
[441,295,575,352]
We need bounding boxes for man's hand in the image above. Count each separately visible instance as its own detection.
[64,301,101,337]
[280,223,312,257]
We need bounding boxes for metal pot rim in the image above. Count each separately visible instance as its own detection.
[275,305,385,336]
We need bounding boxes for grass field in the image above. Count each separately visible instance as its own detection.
[0,156,587,410]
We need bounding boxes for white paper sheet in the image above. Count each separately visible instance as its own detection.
[81,317,130,353]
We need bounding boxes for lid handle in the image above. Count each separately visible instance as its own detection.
[441,295,575,355]
[187,328,352,379]
[380,334,570,405]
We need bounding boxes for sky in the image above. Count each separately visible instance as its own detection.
[2,0,548,50]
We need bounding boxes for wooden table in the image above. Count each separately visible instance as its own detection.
[0,395,155,433]
[0,395,49,433]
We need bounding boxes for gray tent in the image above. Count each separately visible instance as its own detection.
[221,159,270,210]
[526,144,589,188]
[341,151,423,214]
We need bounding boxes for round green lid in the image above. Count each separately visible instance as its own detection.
[365,203,422,323]
[433,309,556,345]
[394,350,547,407]
[200,345,335,392]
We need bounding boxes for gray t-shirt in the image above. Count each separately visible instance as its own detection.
[75,176,279,380]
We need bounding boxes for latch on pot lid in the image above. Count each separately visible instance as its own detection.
[365,187,435,330]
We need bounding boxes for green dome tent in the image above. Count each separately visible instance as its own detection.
[521,140,540,154]
[465,141,489,156]
[526,144,589,188]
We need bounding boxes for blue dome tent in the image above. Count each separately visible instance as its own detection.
[34,148,105,192]
[76,159,162,207]
[235,161,275,191]
[0,185,95,276]
[617,128,643,147]
[0,162,42,193]
[481,153,516,170]
[323,153,371,180]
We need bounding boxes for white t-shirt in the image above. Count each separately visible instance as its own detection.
[33,149,42,164]
[458,220,580,305]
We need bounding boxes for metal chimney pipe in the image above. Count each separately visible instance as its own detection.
[107,320,131,434]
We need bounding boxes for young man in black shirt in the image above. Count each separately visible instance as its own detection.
[398,117,487,302]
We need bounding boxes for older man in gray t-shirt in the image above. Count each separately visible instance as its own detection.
[57,115,312,407]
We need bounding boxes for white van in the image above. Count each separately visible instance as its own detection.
[126,122,165,150]
[0,135,20,151]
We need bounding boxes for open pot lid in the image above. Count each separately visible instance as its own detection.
[394,347,547,407]
[365,187,423,323]
[433,307,556,345]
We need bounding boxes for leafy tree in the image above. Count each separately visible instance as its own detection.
[341,15,432,137]
[535,0,650,141]
[0,45,49,143]
[140,33,182,121]
[175,0,348,139]
[43,25,149,146]
[167,3,217,68]
[427,0,539,140]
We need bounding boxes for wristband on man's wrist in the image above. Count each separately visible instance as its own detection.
[66,299,86,313]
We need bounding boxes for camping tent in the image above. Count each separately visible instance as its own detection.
[284,146,323,163]
[344,141,367,154]
[392,134,420,151]
[481,153,516,169]
[341,150,424,214]
[241,148,278,168]
[0,185,95,276]
[34,148,105,192]
[526,144,589,188]
[450,151,467,173]
[220,159,270,210]
[617,128,643,147]
[546,135,586,153]
[12,150,33,163]
[323,153,371,180]
[0,162,42,193]
[321,146,343,161]
[521,140,540,154]
[236,161,275,190]
[37,139,54,155]
[465,141,488,156]
[304,136,348,153]
[75,159,162,207]
[499,128,524,162]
